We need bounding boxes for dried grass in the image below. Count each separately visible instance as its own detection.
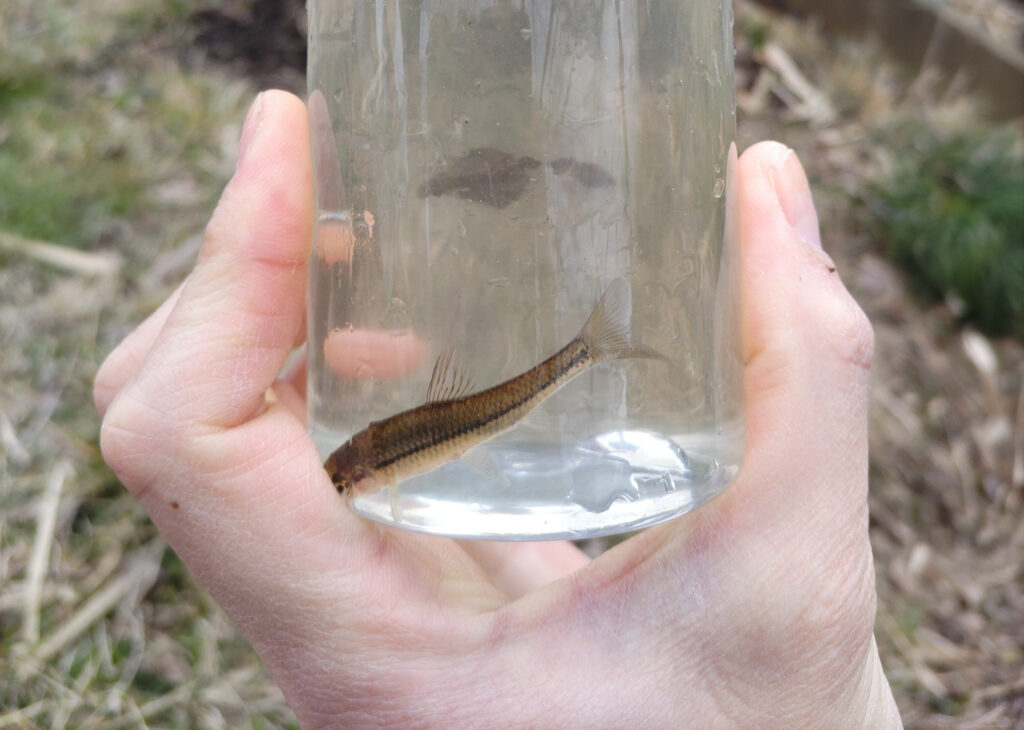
[1,1,298,726]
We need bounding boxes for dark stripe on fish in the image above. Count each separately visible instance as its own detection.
[323,278,666,496]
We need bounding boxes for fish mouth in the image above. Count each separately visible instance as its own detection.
[330,475,353,495]
[352,476,381,495]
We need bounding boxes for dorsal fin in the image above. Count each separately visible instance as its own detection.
[425,346,476,403]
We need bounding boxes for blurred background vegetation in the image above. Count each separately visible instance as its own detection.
[1,0,1022,727]
[873,126,1024,337]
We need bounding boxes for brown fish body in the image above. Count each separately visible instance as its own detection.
[324,279,664,495]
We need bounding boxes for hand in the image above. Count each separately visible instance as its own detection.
[94,91,901,728]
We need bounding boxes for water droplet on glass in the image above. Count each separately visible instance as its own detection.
[712,178,725,198]
[519,28,532,40]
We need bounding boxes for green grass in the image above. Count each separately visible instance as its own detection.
[0,0,245,256]
[874,126,1024,337]
[0,81,142,248]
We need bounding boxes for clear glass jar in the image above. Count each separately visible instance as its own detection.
[307,0,742,539]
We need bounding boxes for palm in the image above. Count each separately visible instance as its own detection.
[166,380,875,726]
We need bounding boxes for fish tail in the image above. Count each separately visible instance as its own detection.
[578,278,668,364]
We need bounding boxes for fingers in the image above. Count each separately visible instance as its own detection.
[102,90,313,436]
[558,141,876,629]
[97,89,321,522]
[96,90,361,634]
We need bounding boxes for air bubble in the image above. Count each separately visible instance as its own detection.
[712,178,725,198]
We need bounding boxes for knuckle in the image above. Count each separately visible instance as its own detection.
[99,390,167,498]
[794,260,876,373]
[823,292,875,372]
[794,249,876,373]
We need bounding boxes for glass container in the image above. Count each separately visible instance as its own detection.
[307,0,742,539]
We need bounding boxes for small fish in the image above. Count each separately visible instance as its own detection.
[324,278,665,496]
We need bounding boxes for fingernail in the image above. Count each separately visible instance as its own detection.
[769,146,822,250]
[237,92,264,169]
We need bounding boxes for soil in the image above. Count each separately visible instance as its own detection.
[189,0,307,93]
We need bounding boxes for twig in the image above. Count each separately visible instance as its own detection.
[22,460,72,644]
[972,673,1024,703]
[1009,361,1024,511]
[0,582,76,611]
[93,683,196,730]
[22,539,165,675]
[763,42,838,125]
[0,412,31,466]
[911,0,1024,73]
[0,230,121,277]
[0,700,50,728]
[878,613,948,697]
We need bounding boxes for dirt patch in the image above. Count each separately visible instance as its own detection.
[189,0,307,93]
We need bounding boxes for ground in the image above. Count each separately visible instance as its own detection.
[1,1,1021,727]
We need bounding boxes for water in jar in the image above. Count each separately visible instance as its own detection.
[306,0,742,539]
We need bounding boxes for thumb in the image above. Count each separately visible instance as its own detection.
[685,141,878,671]
[737,141,874,522]
[676,140,881,724]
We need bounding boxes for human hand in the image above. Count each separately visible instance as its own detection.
[94,90,901,728]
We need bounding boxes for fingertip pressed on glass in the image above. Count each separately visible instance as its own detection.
[307,1,742,540]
